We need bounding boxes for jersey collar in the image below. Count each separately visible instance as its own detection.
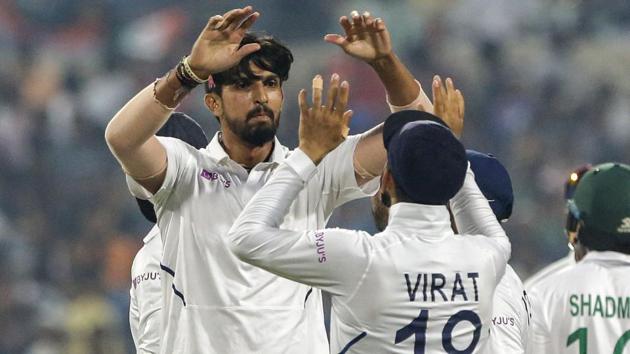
[581,250,630,267]
[385,202,454,239]
[204,132,287,166]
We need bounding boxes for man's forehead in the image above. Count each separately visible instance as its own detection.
[248,62,278,78]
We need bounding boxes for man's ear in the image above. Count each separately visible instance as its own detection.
[382,168,398,202]
[205,93,222,117]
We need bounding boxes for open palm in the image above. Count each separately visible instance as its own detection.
[188,7,261,79]
[325,11,392,64]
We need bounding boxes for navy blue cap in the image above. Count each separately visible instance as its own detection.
[136,112,209,223]
[466,150,513,221]
[384,110,467,205]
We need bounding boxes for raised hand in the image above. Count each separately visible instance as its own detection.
[187,6,261,79]
[324,11,393,65]
[431,76,465,138]
[298,74,353,164]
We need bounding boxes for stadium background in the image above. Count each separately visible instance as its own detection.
[0,0,629,352]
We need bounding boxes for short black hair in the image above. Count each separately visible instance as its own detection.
[205,32,293,95]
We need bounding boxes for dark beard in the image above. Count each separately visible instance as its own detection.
[224,105,279,147]
[371,193,390,232]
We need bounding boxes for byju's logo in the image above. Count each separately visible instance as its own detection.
[201,169,231,188]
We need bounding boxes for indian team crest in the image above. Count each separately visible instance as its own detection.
[618,217,630,233]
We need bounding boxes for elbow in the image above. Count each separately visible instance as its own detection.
[226,227,252,261]
[105,120,136,157]
[105,121,126,154]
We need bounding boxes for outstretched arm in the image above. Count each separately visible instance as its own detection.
[105,6,261,194]
[228,76,369,295]
[325,11,433,183]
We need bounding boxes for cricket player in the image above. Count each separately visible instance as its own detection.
[128,113,208,354]
[527,163,630,354]
[228,81,511,353]
[464,150,530,353]
[106,6,433,353]
[523,164,591,290]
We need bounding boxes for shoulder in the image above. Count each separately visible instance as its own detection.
[524,254,575,289]
[528,264,582,299]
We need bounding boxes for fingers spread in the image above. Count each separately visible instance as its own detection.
[227,8,256,31]
[237,12,259,32]
[326,73,340,110]
[298,89,308,116]
[234,43,261,60]
[457,89,465,118]
[312,75,323,107]
[363,11,373,26]
[206,15,223,31]
[340,16,353,36]
[335,80,350,113]
[350,10,362,27]
[218,6,253,31]
[374,18,386,31]
[324,34,348,47]
[342,109,353,137]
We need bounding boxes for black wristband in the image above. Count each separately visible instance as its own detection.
[175,60,200,89]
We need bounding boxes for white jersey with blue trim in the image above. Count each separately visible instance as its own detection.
[229,151,511,353]
[127,133,377,354]
[485,265,530,354]
[129,225,163,354]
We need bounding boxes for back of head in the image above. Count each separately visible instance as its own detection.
[136,113,209,223]
[383,111,467,205]
[569,162,630,254]
[466,150,513,221]
[205,32,293,94]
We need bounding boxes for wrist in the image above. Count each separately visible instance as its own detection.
[187,61,212,81]
[154,69,191,108]
[298,143,325,165]
[368,52,397,71]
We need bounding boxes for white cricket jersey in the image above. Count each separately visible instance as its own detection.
[523,252,575,290]
[485,265,529,354]
[228,151,511,353]
[527,251,630,354]
[127,133,377,354]
[129,225,163,354]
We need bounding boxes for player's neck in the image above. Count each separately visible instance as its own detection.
[219,130,274,169]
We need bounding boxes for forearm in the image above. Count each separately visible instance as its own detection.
[105,70,188,154]
[229,149,316,258]
[451,167,510,251]
[370,53,430,111]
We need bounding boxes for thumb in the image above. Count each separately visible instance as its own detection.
[342,110,353,137]
[234,43,261,60]
[324,34,349,48]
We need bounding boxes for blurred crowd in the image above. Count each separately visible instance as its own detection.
[0,0,628,352]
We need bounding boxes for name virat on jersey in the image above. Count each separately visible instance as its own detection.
[404,272,480,302]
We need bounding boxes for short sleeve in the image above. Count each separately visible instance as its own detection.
[126,136,196,206]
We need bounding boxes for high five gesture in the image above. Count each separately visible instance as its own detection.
[188,6,261,79]
[324,11,392,65]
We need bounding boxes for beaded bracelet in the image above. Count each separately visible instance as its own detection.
[174,56,209,89]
